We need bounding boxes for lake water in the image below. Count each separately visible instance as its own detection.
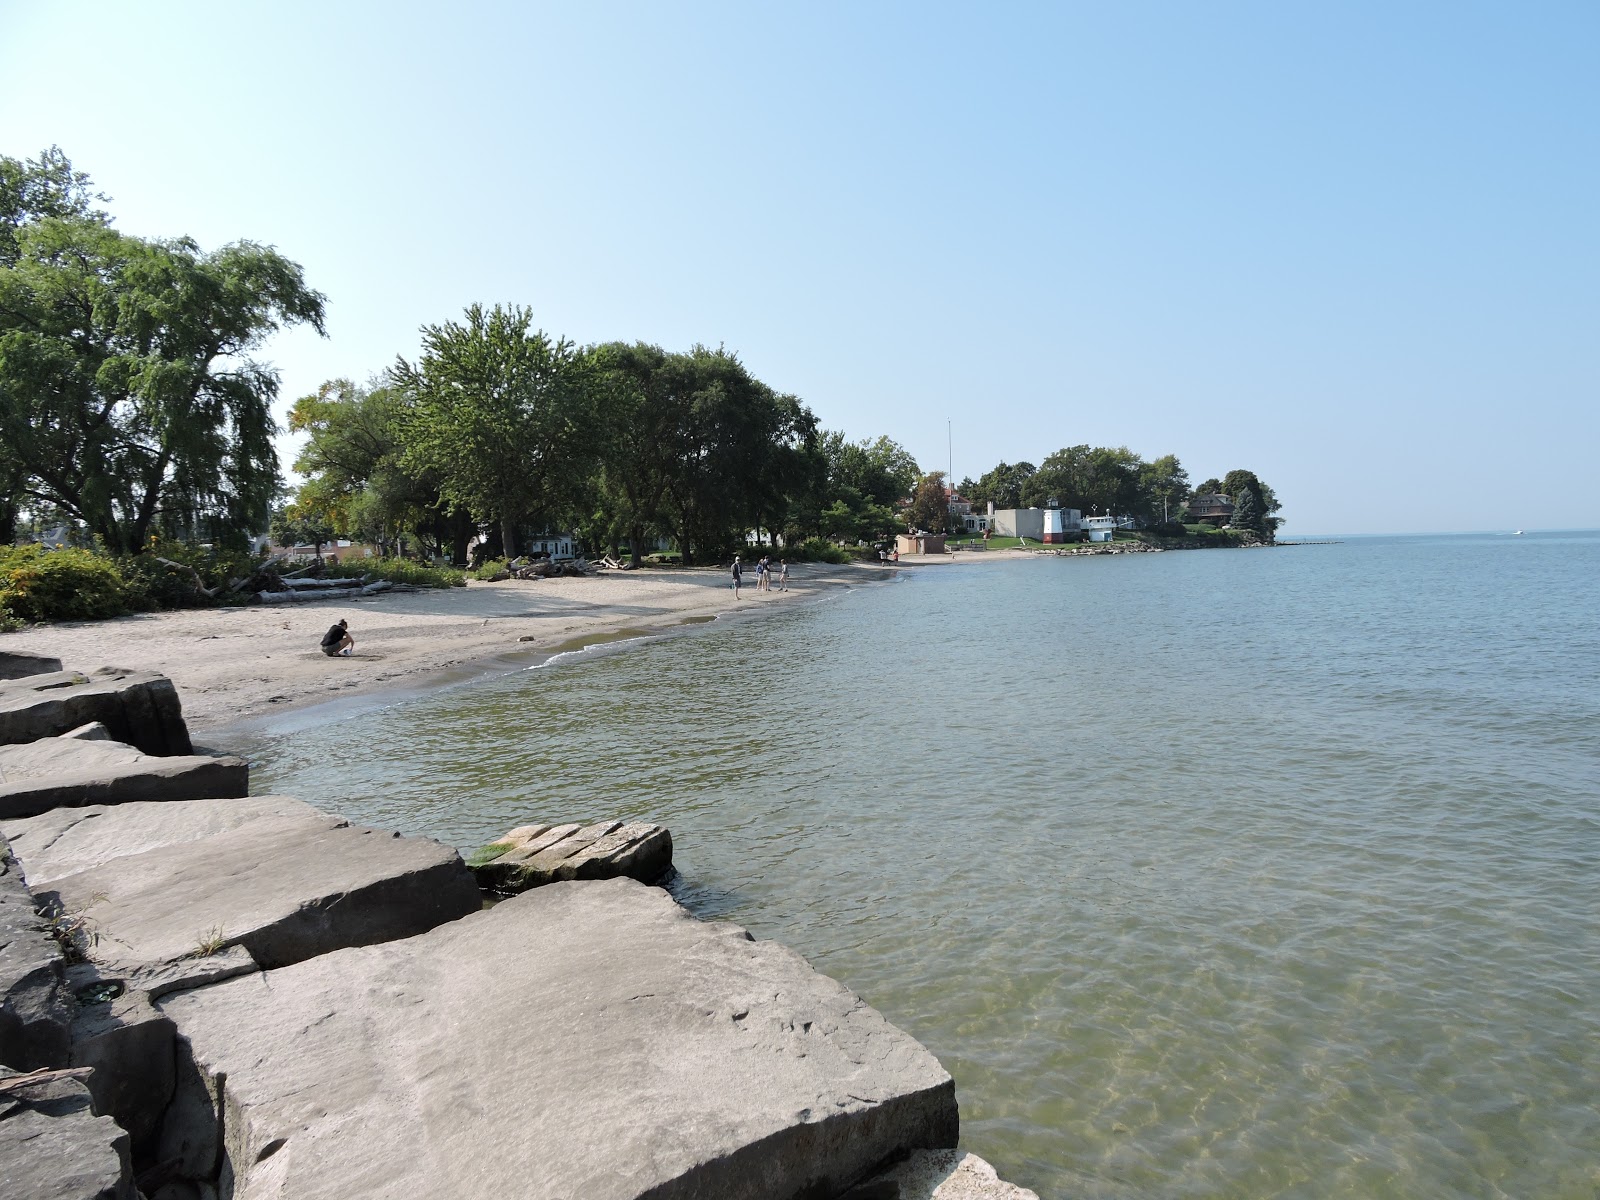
[246,533,1600,1198]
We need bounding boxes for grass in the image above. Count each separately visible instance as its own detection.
[192,925,228,957]
[326,557,466,588]
[466,841,513,868]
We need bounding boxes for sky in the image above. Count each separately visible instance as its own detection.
[2,1,1595,535]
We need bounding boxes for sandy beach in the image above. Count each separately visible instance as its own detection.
[2,561,902,735]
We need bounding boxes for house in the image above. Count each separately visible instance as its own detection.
[1189,494,1234,524]
[946,490,972,517]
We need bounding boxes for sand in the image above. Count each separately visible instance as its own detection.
[2,562,891,735]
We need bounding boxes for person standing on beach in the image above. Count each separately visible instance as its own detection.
[778,559,788,591]
[757,555,769,591]
[320,619,354,657]
[731,556,742,598]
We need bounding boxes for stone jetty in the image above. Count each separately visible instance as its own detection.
[0,651,1034,1199]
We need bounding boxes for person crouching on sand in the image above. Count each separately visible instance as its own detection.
[321,619,354,657]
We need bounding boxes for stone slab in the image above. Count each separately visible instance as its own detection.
[0,1070,136,1199]
[0,650,64,679]
[33,809,481,973]
[0,834,72,1070]
[0,737,248,822]
[4,797,318,888]
[472,818,673,893]
[157,878,957,1200]
[843,1150,1040,1200]
[0,668,191,756]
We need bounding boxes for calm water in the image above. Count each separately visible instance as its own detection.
[246,533,1600,1198]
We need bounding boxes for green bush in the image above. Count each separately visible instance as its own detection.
[467,558,508,581]
[327,557,466,588]
[786,538,851,564]
[0,545,129,622]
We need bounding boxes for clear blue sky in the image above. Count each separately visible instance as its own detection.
[3,1,1595,534]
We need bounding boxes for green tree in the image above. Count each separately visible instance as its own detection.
[0,153,325,553]
[1139,454,1189,523]
[269,504,334,558]
[906,470,949,533]
[966,460,1036,510]
[1024,445,1146,516]
[1229,487,1261,533]
[287,378,470,561]
[392,305,599,559]
[1222,468,1283,534]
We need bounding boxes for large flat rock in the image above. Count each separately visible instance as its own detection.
[0,835,72,1071]
[3,796,315,888]
[0,650,63,680]
[157,878,957,1200]
[0,736,247,822]
[31,807,481,973]
[0,1071,136,1200]
[0,668,191,756]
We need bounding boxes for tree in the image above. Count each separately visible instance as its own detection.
[287,378,468,561]
[1221,468,1283,535]
[906,470,949,533]
[966,460,1036,510]
[0,152,326,553]
[1023,445,1146,516]
[392,304,599,559]
[1139,454,1189,523]
[270,504,334,558]
[1229,487,1261,533]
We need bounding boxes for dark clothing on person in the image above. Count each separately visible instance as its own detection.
[321,624,346,648]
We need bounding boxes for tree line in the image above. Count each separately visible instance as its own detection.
[956,454,1283,536]
[1,149,1283,568]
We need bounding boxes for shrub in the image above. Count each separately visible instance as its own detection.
[0,545,128,623]
[467,558,509,581]
[327,557,466,588]
[786,538,851,564]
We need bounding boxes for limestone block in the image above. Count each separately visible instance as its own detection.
[5,797,319,888]
[472,818,673,893]
[71,988,175,1155]
[842,1149,1040,1200]
[0,835,72,1070]
[34,810,481,973]
[156,878,957,1200]
[0,668,191,756]
[0,737,248,822]
[0,1070,136,1199]
[0,650,64,679]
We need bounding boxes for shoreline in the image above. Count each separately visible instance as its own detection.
[1,561,892,743]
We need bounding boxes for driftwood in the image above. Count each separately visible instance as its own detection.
[153,557,220,600]
[0,1065,95,1095]
[282,576,364,590]
[229,553,288,593]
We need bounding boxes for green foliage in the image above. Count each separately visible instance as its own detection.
[0,545,127,622]
[906,471,949,532]
[393,304,600,560]
[324,557,465,589]
[468,558,509,580]
[966,461,1035,510]
[1229,487,1262,533]
[0,151,326,553]
[786,538,850,564]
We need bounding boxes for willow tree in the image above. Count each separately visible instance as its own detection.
[0,152,325,552]
[391,304,599,559]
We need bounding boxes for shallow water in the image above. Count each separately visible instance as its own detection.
[248,533,1600,1198]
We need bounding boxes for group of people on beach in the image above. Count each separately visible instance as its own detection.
[730,554,786,598]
